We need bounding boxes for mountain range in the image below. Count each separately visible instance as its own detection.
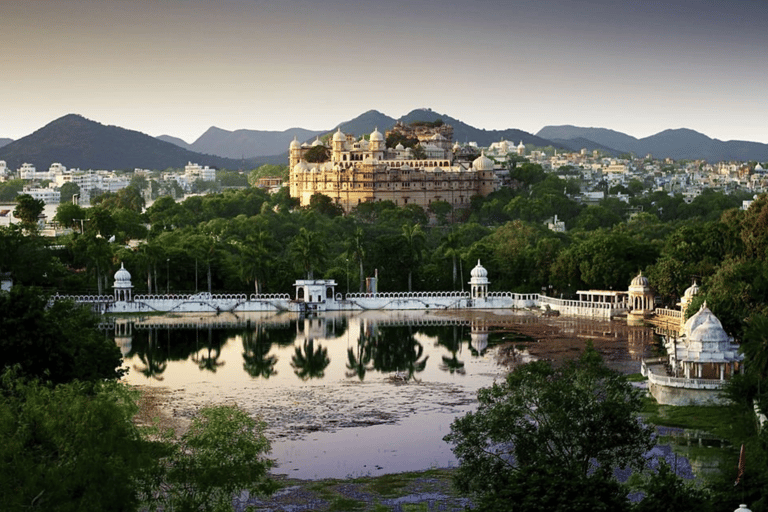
[1,112,766,172]
[537,125,768,162]
[0,115,249,171]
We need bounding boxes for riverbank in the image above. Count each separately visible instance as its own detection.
[236,469,470,512]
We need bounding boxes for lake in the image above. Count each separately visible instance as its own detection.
[112,309,657,479]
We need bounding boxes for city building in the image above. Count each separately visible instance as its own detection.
[289,126,500,213]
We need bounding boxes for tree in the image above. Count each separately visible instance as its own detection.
[0,287,125,384]
[54,201,86,229]
[289,227,326,279]
[59,181,81,203]
[444,343,653,511]
[0,376,154,512]
[400,222,426,291]
[303,145,330,163]
[14,193,45,229]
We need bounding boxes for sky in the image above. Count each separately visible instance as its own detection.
[1,0,767,143]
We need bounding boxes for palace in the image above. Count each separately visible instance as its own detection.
[289,125,501,213]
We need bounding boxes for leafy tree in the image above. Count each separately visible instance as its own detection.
[303,145,330,163]
[14,193,45,229]
[0,178,24,202]
[0,375,154,512]
[59,181,81,203]
[633,460,711,512]
[247,164,289,185]
[0,287,125,384]
[444,343,653,510]
[54,201,86,229]
[307,192,344,217]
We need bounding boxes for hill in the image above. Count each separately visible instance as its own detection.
[0,138,12,149]
[398,109,557,148]
[0,115,248,171]
[156,134,192,151]
[537,125,768,161]
[186,126,326,159]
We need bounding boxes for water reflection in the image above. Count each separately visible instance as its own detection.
[107,311,658,479]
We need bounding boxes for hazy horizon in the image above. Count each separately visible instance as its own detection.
[2,0,767,144]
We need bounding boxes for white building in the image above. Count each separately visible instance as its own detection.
[185,162,216,182]
[20,184,61,204]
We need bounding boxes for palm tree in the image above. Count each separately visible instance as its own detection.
[344,227,367,292]
[290,227,326,279]
[400,222,426,292]
[438,229,463,290]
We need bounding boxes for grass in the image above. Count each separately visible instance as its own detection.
[353,468,449,497]
[640,398,754,440]
[626,373,647,382]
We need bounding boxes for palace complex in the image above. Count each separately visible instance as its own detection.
[288,124,503,213]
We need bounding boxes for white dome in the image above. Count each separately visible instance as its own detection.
[293,160,309,173]
[682,302,721,339]
[630,271,649,288]
[311,137,323,146]
[755,163,764,171]
[395,143,405,151]
[683,280,700,298]
[473,151,494,171]
[431,133,446,140]
[690,315,731,345]
[114,262,131,283]
[290,137,301,150]
[471,260,488,278]
[370,127,384,141]
[332,128,346,142]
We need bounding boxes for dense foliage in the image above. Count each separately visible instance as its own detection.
[445,344,654,511]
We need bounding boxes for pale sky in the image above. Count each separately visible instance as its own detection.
[1,0,767,143]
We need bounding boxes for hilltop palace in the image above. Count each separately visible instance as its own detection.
[288,122,513,212]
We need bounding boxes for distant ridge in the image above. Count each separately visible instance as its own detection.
[537,125,768,161]
[188,126,326,159]
[0,114,248,171]
[0,138,12,149]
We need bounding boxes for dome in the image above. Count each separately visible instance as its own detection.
[518,140,525,148]
[290,137,301,150]
[332,128,346,142]
[690,315,731,345]
[293,160,309,173]
[630,271,649,287]
[370,127,384,142]
[114,263,131,283]
[471,260,488,278]
[311,137,323,147]
[755,163,764,171]
[683,280,700,298]
[453,142,461,151]
[395,143,405,151]
[473,151,494,171]
[682,302,722,339]
[431,133,446,141]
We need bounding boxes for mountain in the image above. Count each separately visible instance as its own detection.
[0,138,12,149]
[537,125,768,161]
[186,126,326,159]
[157,134,192,151]
[0,114,248,171]
[397,108,558,148]
[335,110,397,137]
[549,138,620,156]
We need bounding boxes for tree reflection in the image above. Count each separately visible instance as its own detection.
[241,325,278,379]
[371,326,429,381]
[191,327,225,373]
[437,325,465,375]
[291,338,330,381]
[346,324,374,380]
[130,328,167,381]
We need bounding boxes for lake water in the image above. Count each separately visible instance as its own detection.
[111,309,657,479]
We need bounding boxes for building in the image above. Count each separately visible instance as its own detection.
[185,162,216,182]
[289,126,500,212]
